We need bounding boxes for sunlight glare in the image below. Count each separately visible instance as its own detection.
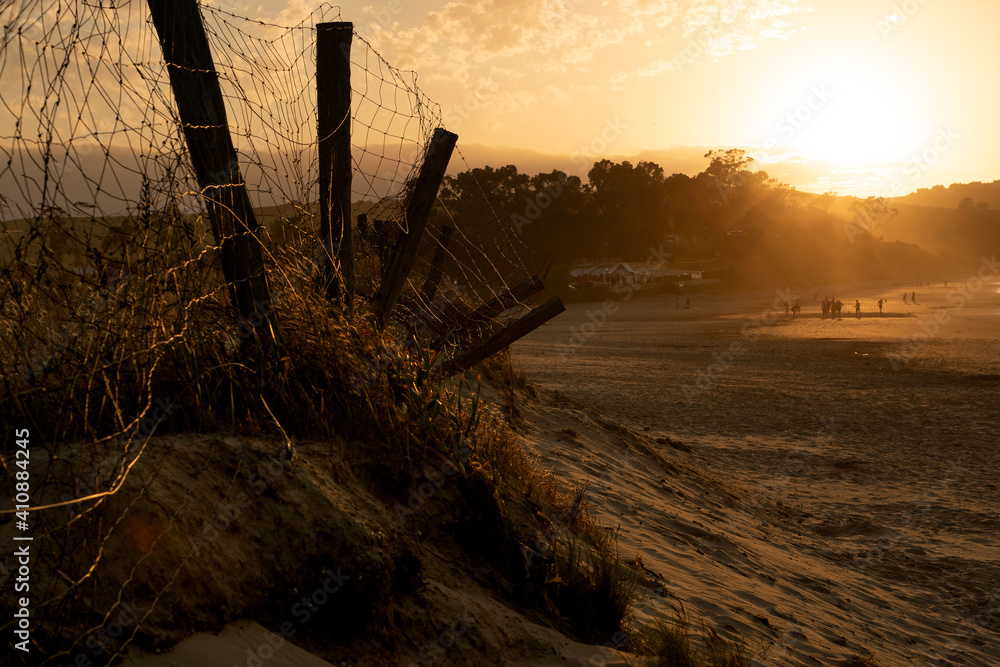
[761,53,929,170]
[792,61,920,167]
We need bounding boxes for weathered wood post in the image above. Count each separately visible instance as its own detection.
[147,0,278,343]
[373,128,458,329]
[420,225,454,302]
[357,213,368,241]
[429,274,544,349]
[444,296,565,375]
[317,22,354,311]
[373,218,396,268]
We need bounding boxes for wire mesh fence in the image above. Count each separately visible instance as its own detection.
[0,1,547,661]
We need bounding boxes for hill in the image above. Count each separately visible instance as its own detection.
[892,180,1000,210]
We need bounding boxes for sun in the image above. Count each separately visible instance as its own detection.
[758,53,929,169]
[794,74,913,166]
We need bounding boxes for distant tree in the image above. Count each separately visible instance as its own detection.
[813,191,838,212]
[977,201,990,210]
[692,149,785,233]
[850,196,898,238]
[703,149,754,192]
[440,165,530,216]
[958,196,975,211]
[516,170,594,260]
[587,159,667,256]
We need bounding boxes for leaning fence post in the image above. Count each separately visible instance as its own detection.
[444,296,565,375]
[429,274,544,349]
[373,128,458,329]
[317,21,354,311]
[147,0,278,343]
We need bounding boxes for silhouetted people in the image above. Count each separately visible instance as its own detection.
[878,298,884,315]
[822,297,830,318]
[854,300,861,318]
[835,299,843,318]
[792,299,801,318]
[903,293,908,304]
[911,291,917,304]
[684,296,690,310]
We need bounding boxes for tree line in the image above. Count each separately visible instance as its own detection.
[437,149,791,266]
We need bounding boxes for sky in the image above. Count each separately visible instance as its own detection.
[248,0,996,197]
[6,1,999,200]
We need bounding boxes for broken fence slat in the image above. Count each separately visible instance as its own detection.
[444,296,565,375]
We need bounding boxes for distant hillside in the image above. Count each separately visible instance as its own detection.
[892,180,1000,210]
[880,202,1000,259]
[800,190,1000,263]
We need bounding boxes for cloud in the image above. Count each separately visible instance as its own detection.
[272,0,321,26]
[621,0,682,20]
[681,0,808,55]
[634,60,674,78]
[544,84,572,105]
[365,0,670,80]
[356,0,812,141]
[369,0,812,86]
[617,0,812,81]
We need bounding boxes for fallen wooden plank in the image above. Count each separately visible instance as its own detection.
[429,274,544,349]
[443,296,565,375]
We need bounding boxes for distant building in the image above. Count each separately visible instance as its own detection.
[570,258,701,288]
[569,261,637,286]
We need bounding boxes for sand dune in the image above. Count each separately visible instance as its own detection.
[513,277,1000,665]
[29,279,998,666]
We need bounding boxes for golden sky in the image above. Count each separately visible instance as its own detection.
[5,1,997,199]
[254,0,1000,196]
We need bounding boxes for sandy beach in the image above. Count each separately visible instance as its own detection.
[512,274,1000,665]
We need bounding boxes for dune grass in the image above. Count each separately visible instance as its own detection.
[0,215,640,655]
[633,605,751,667]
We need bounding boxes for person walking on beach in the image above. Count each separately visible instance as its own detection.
[878,298,884,315]
[822,297,829,318]
[684,296,691,310]
[903,292,908,304]
[854,300,861,318]
[912,291,917,304]
[835,298,843,318]
[792,299,801,318]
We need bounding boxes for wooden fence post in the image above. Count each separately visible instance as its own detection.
[444,296,565,375]
[428,274,544,349]
[317,22,354,311]
[373,128,458,329]
[147,0,278,343]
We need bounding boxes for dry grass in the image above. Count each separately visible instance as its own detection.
[634,605,751,667]
[478,346,538,421]
[1,209,638,655]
